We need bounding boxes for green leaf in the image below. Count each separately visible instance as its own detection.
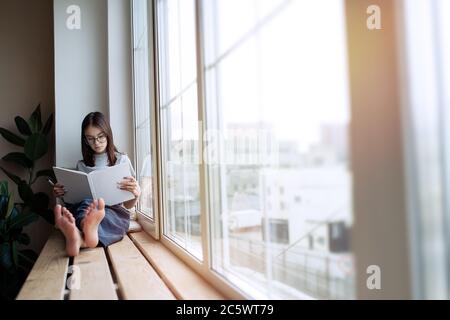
[0,193,12,220]
[14,116,32,136]
[35,169,56,183]
[0,127,25,147]
[2,152,33,168]
[0,195,8,219]
[7,210,38,230]
[24,133,48,161]
[5,191,15,220]
[29,104,42,133]
[0,181,8,196]
[0,167,21,185]
[18,181,33,204]
[8,206,19,221]
[42,113,53,135]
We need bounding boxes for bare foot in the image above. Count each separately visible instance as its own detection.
[54,205,82,257]
[81,199,105,248]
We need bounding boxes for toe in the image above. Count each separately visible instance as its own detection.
[63,208,72,219]
[54,205,62,223]
[98,198,105,210]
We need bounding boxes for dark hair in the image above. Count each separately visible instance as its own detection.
[81,112,118,167]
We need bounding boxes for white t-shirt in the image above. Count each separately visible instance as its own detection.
[76,152,136,177]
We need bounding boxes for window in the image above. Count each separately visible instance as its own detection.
[130,0,450,301]
[139,0,354,300]
[132,0,155,220]
[156,0,202,260]
[202,0,353,299]
[401,0,450,299]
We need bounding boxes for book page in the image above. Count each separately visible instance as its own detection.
[88,163,135,206]
[53,167,93,204]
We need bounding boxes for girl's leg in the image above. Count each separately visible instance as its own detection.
[80,198,106,248]
[96,204,130,247]
[54,204,87,257]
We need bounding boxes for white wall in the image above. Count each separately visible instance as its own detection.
[108,0,134,161]
[0,0,55,254]
[54,0,134,168]
[54,0,109,168]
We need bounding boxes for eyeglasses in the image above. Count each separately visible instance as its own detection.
[85,133,107,145]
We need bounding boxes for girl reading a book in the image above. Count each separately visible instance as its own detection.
[52,112,141,256]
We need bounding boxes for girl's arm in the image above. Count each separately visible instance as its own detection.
[123,197,138,210]
[119,176,141,209]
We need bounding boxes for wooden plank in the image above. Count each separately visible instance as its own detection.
[16,230,69,300]
[128,219,142,233]
[129,232,225,300]
[107,235,175,300]
[70,247,118,300]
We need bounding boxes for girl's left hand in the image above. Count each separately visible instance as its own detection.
[118,176,141,199]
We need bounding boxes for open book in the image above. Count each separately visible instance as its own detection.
[53,163,135,206]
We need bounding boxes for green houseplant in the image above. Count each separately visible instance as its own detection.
[0,104,55,299]
[0,181,38,300]
[0,104,56,224]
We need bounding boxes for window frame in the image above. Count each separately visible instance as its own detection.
[130,0,416,300]
[131,0,161,240]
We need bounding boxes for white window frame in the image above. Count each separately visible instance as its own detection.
[129,0,418,300]
[131,0,161,240]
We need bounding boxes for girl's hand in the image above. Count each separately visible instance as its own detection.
[53,183,66,197]
[118,176,141,199]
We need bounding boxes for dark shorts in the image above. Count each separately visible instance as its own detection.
[66,198,130,247]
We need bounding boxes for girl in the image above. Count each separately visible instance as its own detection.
[53,112,141,257]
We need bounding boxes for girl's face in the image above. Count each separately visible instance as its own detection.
[84,125,108,154]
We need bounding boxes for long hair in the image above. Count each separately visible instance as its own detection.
[81,112,118,167]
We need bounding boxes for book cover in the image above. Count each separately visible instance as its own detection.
[53,163,135,206]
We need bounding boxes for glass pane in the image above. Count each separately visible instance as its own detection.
[203,0,354,299]
[402,0,450,299]
[157,0,202,259]
[132,0,154,219]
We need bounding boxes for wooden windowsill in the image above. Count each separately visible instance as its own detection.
[129,231,226,300]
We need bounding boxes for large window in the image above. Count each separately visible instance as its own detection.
[151,0,353,299]
[156,0,202,260]
[131,0,450,300]
[202,0,353,299]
